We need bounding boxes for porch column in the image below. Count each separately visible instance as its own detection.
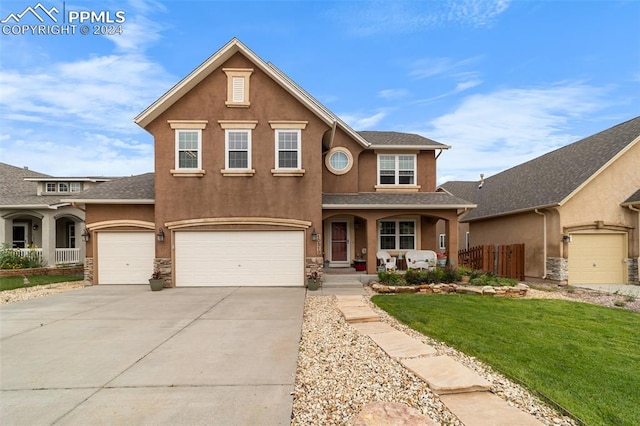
[446,218,459,267]
[41,213,56,266]
[366,217,378,274]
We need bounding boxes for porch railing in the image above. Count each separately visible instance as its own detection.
[12,248,81,266]
[55,248,81,265]
[14,248,44,264]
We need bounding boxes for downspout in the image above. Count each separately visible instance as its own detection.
[435,149,444,160]
[534,209,547,279]
[328,120,337,149]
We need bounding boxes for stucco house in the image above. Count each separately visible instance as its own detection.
[0,162,110,266]
[440,116,640,286]
[70,38,474,287]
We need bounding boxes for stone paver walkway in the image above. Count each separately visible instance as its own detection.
[335,295,544,425]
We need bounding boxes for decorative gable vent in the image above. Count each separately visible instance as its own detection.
[223,68,253,107]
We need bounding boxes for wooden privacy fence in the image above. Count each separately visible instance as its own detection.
[458,244,525,281]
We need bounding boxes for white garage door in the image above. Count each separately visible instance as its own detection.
[174,231,304,287]
[97,232,155,284]
[568,233,626,285]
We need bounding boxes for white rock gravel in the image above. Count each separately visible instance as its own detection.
[0,281,86,305]
[291,293,578,426]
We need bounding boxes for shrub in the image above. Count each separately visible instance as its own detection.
[377,271,405,286]
[469,272,517,287]
[0,243,45,269]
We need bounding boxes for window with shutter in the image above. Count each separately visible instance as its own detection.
[232,77,244,102]
[223,68,253,107]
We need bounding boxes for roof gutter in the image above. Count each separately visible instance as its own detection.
[322,203,477,210]
[534,209,547,279]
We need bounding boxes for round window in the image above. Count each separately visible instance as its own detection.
[325,147,353,175]
[329,151,349,171]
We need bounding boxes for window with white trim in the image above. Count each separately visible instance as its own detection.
[379,220,415,250]
[46,183,56,193]
[378,154,416,185]
[58,183,69,192]
[70,182,82,192]
[176,129,202,170]
[275,129,301,169]
[439,234,446,250]
[325,147,354,175]
[225,129,251,169]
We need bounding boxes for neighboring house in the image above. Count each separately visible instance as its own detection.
[0,162,110,266]
[440,116,640,285]
[71,38,474,287]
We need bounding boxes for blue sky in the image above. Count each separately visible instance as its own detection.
[1,0,638,183]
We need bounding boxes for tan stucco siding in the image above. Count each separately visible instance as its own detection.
[469,212,547,278]
[84,204,155,257]
[355,150,437,192]
[560,142,640,257]
[146,52,324,258]
[321,128,365,193]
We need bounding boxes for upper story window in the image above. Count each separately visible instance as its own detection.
[269,121,307,176]
[325,147,354,175]
[276,130,301,169]
[176,130,201,169]
[46,183,57,193]
[70,182,82,192]
[218,120,257,176]
[378,154,416,185]
[168,120,208,177]
[223,68,253,107]
[379,220,416,250]
[58,183,69,192]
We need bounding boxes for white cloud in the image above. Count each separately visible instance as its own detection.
[411,83,608,182]
[340,111,388,129]
[329,0,511,35]
[378,88,410,99]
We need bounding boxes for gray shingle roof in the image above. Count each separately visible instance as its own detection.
[623,189,640,205]
[0,162,58,207]
[444,116,640,221]
[65,173,155,202]
[323,192,475,209]
[358,131,449,148]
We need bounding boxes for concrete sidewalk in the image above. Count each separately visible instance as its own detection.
[0,285,305,425]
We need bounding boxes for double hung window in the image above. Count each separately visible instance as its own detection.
[176,129,202,170]
[275,129,301,169]
[226,130,251,169]
[379,220,416,250]
[378,154,416,185]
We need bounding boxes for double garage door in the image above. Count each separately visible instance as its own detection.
[568,233,627,285]
[97,230,305,286]
[174,231,305,286]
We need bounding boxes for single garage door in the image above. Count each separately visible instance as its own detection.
[568,233,626,285]
[174,231,304,286]
[97,232,155,284]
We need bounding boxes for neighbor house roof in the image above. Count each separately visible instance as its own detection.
[359,131,450,150]
[63,173,155,204]
[134,38,372,148]
[0,162,62,208]
[622,189,640,207]
[323,192,475,209]
[442,116,640,222]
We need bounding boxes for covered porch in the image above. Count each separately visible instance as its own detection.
[322,193,475,275]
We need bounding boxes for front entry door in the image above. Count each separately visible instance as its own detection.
[330,221,349,266]
[12,223,28,248]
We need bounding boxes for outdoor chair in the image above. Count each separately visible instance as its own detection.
[405,250,437,271]
[376,250,397,271]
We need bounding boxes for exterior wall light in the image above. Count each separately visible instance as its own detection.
[157,228,165,242]
[33,224,39,231]
[81,229,90,242]
[311,228,318,241]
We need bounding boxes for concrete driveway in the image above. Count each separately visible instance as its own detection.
[0,285,305,425]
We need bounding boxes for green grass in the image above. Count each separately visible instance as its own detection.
[372,294,640,425]
[0,274,83,291]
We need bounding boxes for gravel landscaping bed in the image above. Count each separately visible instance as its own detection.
[0,281,86,305]
[292,293,577,425]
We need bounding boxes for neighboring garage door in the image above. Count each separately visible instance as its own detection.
[174,231,304,286]
[568,233,627,285]
[97,232,155,284]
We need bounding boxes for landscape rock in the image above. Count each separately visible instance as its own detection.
[351,402,437,426]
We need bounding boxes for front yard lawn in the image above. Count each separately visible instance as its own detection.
[0,274,83,291]
[372,294,640,425]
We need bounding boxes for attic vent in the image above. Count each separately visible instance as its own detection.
[223,68,253,108]
[232,77,244,102]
